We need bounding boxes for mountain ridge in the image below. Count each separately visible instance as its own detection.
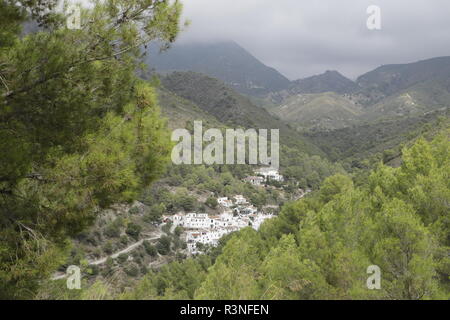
[146,41,291,97]
[290,70,359,94]
[270,56,450,129]
[159,71,326,157]
[146,40,450,139]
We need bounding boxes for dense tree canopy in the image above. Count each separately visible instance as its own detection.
[1,0,448,301]
[125,132,449,300]
[0,0,183,298]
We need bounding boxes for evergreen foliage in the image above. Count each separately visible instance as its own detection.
[126,132,449,300]
[0,0,183,298]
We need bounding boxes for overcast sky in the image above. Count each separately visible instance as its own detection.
[174,0,450,80]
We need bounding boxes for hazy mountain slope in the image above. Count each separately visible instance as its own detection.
[271,92,363,130]
[307,108,450,162]
[290,70,358,94]
[361,78,450,120]
[148,42,450,124]
[152,51,450,161]
[160,71,325,156]
[160,71,290,130]
[266,70,358,104]
[157,88,224,130]
[268,56,450,127]
[356,56,450,105]
[146,41,290,97]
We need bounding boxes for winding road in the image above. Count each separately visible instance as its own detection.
[89,232,162,266]
[51,232,162,280]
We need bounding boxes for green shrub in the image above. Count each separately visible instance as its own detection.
[143,241,157,257]
[125,264,139,277]
[117,253,128,264]
[156,236,171,255]
[126,223,142,240]
[205,196,218,209]
[104,222,121,238]
[103,241,114,254]
[174,226,183,237]
[162,222,172,235]
[129,206,140,215]
[120,235,129,245]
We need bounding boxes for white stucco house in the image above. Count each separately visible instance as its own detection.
[243,176,265,186]
[255,167,284,182]
[218,197,233,208]
[233,195,248,205]
[165,195,276,255]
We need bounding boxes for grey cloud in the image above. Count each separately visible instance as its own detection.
[176,0,450,79]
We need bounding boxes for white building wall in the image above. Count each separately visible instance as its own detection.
[168,202,276,254]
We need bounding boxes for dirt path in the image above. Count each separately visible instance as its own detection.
[89,232,162,266]
[51,232,163,280]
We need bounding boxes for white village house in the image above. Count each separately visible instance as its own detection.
[243,176,265,186]
[182,213,274,254]
[255,167,284,182]
[164,195,275,254]
[238,205,258,215]
[233,195,248,205]
[217,197,233,208]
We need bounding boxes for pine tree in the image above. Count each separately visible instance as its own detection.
[0,0,183,298]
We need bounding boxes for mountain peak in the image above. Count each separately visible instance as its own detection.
[356,55,450,105]
[289,70,358,94]
[145,41,290,97]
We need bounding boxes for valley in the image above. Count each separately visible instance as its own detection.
[48,44,450,298]
[2,1,448,300]
[150,41,450,136]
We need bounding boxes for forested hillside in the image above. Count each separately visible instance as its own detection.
[269,56,450,131]
[288,70,359,95]
[271,92,363,130]
[160,71,327,156]
[130,131,450,299]
[356,56,450,105]
[0,0,448,302]
[28,69,345,297]
[0,0,183,299]
[48,130,449,300]
[308,109,450,164]
[147,41,291,96]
